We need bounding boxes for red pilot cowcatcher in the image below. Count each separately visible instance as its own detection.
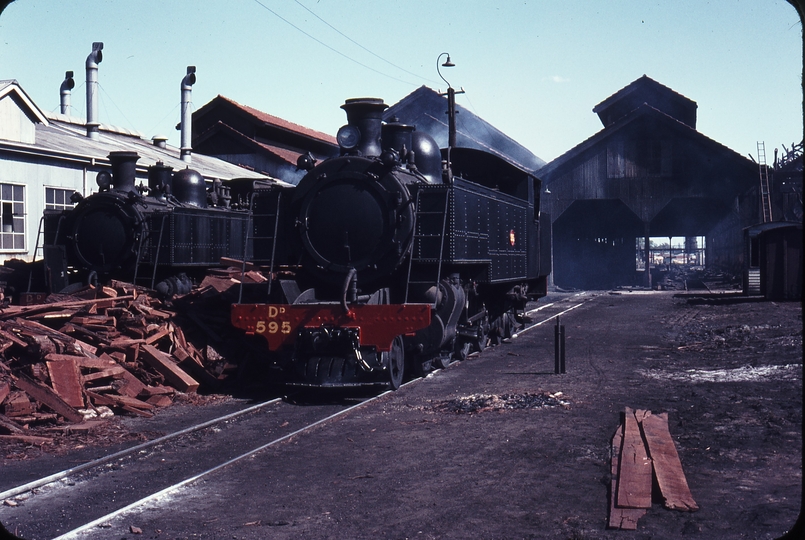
[231,304,432,352]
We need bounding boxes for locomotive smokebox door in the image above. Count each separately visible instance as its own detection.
[295,165,415,285]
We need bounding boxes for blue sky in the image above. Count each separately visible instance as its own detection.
[0,0,801,163]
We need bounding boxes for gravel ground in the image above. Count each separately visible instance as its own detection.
[1,290,802,539]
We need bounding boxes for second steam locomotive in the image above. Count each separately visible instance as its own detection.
[232,97,551,388]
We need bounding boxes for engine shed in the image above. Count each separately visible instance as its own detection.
[537,75,762,290]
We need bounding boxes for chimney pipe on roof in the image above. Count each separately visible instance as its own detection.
[60,71,75,115]
[85,42,103,140]
[180,66,196,163]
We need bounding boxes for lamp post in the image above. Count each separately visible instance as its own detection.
[437,53,464,148]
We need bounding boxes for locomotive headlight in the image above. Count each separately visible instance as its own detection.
[336,125,361,151]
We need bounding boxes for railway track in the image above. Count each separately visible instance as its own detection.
[0,294,593,539]
[514,292,592,338]
[0,390,401,540]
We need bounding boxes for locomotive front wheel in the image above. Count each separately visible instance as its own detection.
[386,335,405,390]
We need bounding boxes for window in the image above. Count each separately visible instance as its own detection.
[45,187,77,211]
[0,183,24,250]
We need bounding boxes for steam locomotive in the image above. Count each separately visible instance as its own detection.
[41,151,254,295]
[231,98,551,389]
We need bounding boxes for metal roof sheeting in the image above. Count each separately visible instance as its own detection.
[0,80,287,185]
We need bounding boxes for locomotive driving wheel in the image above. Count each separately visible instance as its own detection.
[385,335,405,390]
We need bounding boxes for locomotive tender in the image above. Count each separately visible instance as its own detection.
[231,97,551,389]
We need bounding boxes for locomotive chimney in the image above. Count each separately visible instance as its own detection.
[60,71,75,115]
[108,151,139,193]
[180,66,196,163]
[340,98,387,157]
[85,42,103,140]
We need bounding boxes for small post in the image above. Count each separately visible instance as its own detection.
[555,317,566,374]
[554,317,561,374]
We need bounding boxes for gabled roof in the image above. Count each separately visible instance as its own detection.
[0,79,49,125]
[194,120,311,166]
[193,95,337,147]
[592,75,697,129]
[384,86,546,172]
[537,102,754,180]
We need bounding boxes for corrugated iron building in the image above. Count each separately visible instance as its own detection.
[537,75,760,289]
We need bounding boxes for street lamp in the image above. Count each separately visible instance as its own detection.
[437,53,463,149]
[437,52,455,86]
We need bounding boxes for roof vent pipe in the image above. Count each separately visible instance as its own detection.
[60,71,75,115]
[85,42,103,140]
[180,66,196,163]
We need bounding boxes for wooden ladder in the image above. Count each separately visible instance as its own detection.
[757,141,773,223]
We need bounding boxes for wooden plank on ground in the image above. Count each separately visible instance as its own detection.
[0,328,30,348]
[219,256,257,271]
[108,337,146,348]
[145,395,173,407]
[46,358,84,408]
[608,423,647,529]
[109,394,155,411]
[199,275,237,294]
[176,354,220,390]
[3,391,35,417]
[13,374,84,423]
[0,296,134,319]
[85,390,117,407]
[616,407,652,509]
[69,354,117,370]
[0,380,9,404]
[81,365,127,383]
[144,324,171,345]
[244,270,268,283]
[140,344,199,393]
[0,413,25,434]
[139,385,174,397]
[0,434,54,445]
[112,368,148,398]
[641,412,699,512]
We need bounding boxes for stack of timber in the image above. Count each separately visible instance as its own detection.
[609,407,698,530]
[0,266,267,440]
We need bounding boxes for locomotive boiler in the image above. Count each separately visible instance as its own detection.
[232,97,551,389]
[42,151,252,294]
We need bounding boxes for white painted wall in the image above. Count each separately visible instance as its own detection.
[0,157,88,263]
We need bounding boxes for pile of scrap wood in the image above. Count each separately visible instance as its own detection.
[0,270,266,441]
[609,407,698,530]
